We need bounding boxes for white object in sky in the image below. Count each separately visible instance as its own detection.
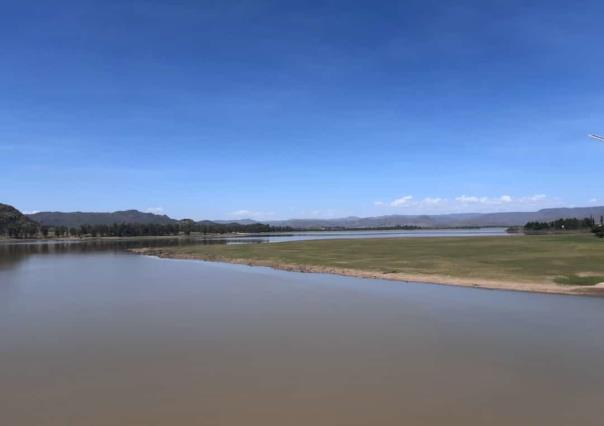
[588,134,604,142]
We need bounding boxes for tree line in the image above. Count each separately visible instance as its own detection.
[4,220,295,239]
[3,222,40,239]
[524,217,604,237]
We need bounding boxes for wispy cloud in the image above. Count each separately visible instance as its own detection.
[455,194,514,205]
[375,194,560,213]
[390,195,413,206]
[228,209,276,220]
[422,197,444,206]
[303,209,338,218]
[144,207,165,214]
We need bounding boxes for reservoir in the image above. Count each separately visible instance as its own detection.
[1,238,603,425]
[229,227,510,243]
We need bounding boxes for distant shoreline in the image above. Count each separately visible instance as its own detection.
[0,233,254,244]
[0,227,510,244]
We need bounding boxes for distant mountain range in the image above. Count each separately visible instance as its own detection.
[267,207,604,228]
[23,206,604,229]
[212,219,259,225]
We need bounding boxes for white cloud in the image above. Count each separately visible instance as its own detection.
[390,195,413,206]
[376,193,559,213]
[422,197,443,205]
[294,209,339,218]
[456,194,522,205]
[455,195,487,204]
[145,207,165,214]
[589,198,598,203]
[228,209,275,220]
[532,194,546,201]
[23,210,40,215]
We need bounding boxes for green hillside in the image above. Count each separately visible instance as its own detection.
[0,203,39,238]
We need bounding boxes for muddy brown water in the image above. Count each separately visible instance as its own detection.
[1,241,603,425]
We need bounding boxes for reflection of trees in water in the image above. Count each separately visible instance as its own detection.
[0,237,265,271]
[0,244,34,270]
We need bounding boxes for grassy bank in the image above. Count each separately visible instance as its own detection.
[134,234,604,295]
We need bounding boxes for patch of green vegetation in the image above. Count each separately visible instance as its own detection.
[157,234,604,287]
[554,275,604,286]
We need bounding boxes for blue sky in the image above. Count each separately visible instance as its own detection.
[1,0,603,220]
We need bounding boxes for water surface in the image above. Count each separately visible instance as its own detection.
[235,227,509,243]
[1,242,603,425]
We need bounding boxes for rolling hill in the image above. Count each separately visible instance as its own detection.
[27,210,177,227]
[0,203,39,236]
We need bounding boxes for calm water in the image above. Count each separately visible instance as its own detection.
[1,241,603,425]
[234,227,509,243]
[0,228,509,251]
